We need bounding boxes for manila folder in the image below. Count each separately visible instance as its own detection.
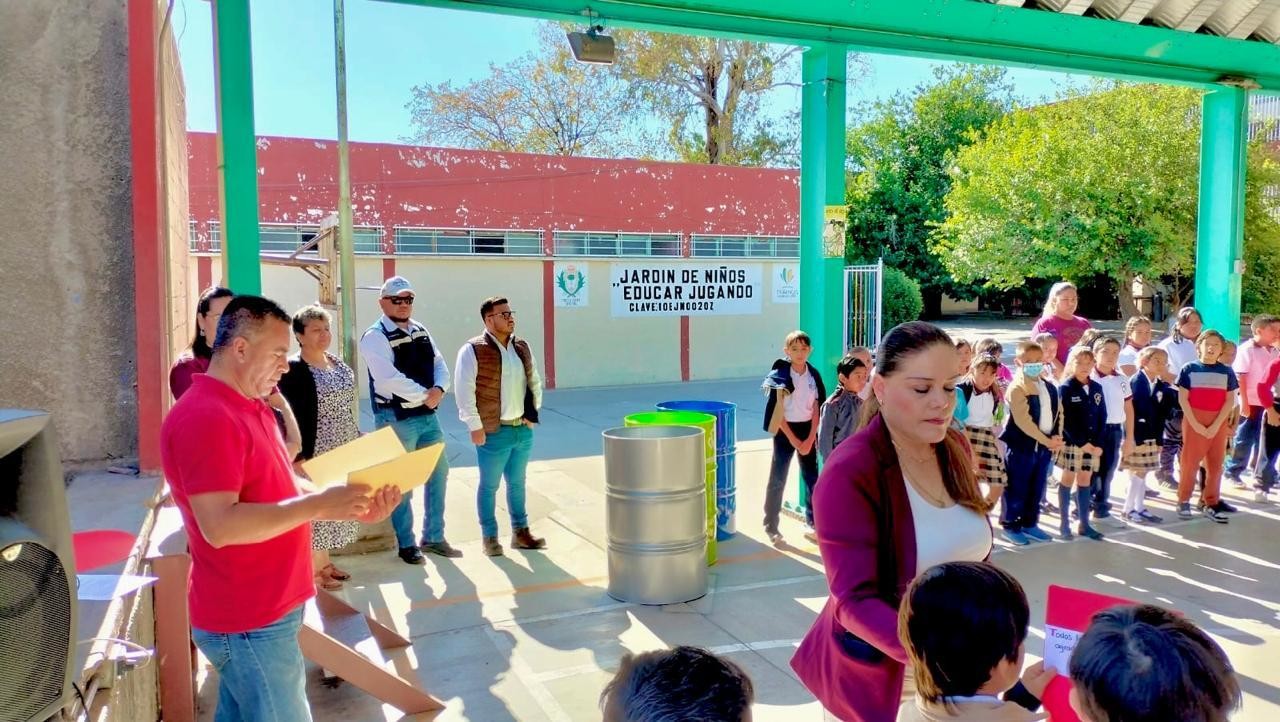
[301,427,407,488]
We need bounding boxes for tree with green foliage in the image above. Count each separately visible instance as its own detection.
[844,65,1015,318]
[933,83,1280,318]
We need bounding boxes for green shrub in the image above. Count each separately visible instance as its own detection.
[882,266,924,330]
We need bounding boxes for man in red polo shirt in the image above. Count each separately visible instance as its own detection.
[162,295,400,722]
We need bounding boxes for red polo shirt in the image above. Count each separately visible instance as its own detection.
[161,374,313,633]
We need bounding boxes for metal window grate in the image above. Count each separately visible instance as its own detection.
[690,235,800,258]
[394,228,543,256]
[553,231,682,257]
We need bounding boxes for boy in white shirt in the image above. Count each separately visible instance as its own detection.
[1225,314,1280,487]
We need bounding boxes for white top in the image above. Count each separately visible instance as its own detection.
[1158,336,1198,377]
[904,477,992,576]
[1118,344,1141,371]
[1035,380,1054,433]
[1091,369,1132,425]
[358,315,451,406]
[966,391,997,428]
[785,366,819,423]
[454,332,544,432]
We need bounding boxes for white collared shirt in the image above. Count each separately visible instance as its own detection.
[357,315,450,406]
[1091,368,1132,425]
[454,332,544,432]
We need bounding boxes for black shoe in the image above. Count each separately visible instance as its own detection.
[398,546,426,565]
[421,540,464,558]
[1078,527,1105,540]
[1212,500,1238,514]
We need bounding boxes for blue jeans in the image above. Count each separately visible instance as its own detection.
[1002,445,1052,531]
[191,606,310,722]
[1226,406,1263,478]
[1090,424,1124,513]
[476,424,534,538]
[375,408,450,547]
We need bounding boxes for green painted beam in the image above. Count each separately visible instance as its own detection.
[1195,88,1248,343]
[211,0,261,294]
[381,0,1280,91]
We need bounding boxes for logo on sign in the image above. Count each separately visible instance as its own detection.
[779,266,796,286]
[557,265,586,298]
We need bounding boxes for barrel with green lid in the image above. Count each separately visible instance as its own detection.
[623,410,718,565]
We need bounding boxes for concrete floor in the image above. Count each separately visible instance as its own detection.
[183,318,1278,722]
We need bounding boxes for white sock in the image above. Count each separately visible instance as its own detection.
[1124,472,1147,515]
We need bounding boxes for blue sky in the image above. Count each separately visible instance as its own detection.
[176,0,1087,145]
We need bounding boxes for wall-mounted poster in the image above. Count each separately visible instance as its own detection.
[772,263,800,304]
[554,262,589,308]
[610,263,763,317]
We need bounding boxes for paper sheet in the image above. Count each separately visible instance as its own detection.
[302,427,405,488]
[349,443,444,494]
[300,426,442,493]
[77,574,157,601]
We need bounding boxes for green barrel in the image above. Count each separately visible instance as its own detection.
[624,411,718,565]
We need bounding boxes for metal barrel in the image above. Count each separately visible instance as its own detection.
[656,400,738,540]
[602,425,708,605]
[623,411,718,564]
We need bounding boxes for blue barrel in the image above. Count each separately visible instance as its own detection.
[656,400,737,540]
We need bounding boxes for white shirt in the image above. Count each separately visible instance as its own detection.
[1233,339,1278,408]
[966,391,997,428]
[1158,336,1197,377]
[1117,344,1141,371]
[454,332,544,432]
[785,366,818,423]
[1034,379,1054,434]
[358,315,451,406]
[1091,369,1132,425]
[904,477,992,576]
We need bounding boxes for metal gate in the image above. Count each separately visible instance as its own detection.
[844,259,884,352]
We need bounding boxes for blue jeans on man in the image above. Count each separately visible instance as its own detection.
[1226,406,1264,480]
[476,423,534,538]
[375,408,450,547]
[191,606,310,722]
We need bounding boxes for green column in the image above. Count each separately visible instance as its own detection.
[1195,88,1248,343]
[794,44,846,517]
[212,0,261,294]
[798,44,847,377]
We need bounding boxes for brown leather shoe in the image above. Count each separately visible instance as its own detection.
[483,537,504,557]
[512,527,546,550]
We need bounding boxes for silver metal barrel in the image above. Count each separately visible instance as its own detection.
[603,425,708,605]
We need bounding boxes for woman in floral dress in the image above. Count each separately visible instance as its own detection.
[279,305,363,591]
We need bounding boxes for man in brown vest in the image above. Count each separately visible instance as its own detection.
[454,296,546,557]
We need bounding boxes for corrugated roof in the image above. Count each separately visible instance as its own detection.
[983,0,1280,44]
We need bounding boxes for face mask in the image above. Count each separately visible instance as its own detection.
[1023,363,1044,377]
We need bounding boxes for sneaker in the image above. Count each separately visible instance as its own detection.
[1058,528,1075,541]
[397,546,426,565]
[1002,529,1031,546]
[1125,510,1147,524]
[1202,506,1229,524]
[1177,503,1194,520]
[803,530,819,544]
[482,537,504,557]
[766,529,784,546]
[420,540,463,558]
[1159,475,1178,490]
[1145,489,1161,499]
[1039,501,1058,515]
[1023,527,1053,543]
[1078,526,1105,540]
[1255,488,1270,503]
[1212,500,1238,514]
[1138,509,1163,523]
[1226,474,1245,489]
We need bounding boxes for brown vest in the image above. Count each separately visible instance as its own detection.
[469,334,537,433]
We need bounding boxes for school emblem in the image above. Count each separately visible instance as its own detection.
[557,264,585,297]
[1094,392,1103,405]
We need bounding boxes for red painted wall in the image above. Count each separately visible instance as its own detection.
[187,132,799,237]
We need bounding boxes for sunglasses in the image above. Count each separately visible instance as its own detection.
[487,311,515,320]
[384,296,414,306]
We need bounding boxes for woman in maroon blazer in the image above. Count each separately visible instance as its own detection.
[792,322,995,722]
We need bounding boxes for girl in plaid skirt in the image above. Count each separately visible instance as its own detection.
[959,355,1008,505]
[1124,346,1176,522]
[1056,347,1107,540]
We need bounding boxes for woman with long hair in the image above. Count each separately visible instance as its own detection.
[791,322,994,722]
[169,286,234,400]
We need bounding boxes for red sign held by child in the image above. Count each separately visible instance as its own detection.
[1042,585,1138,722]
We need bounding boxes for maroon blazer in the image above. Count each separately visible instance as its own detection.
[791,414,991,722]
